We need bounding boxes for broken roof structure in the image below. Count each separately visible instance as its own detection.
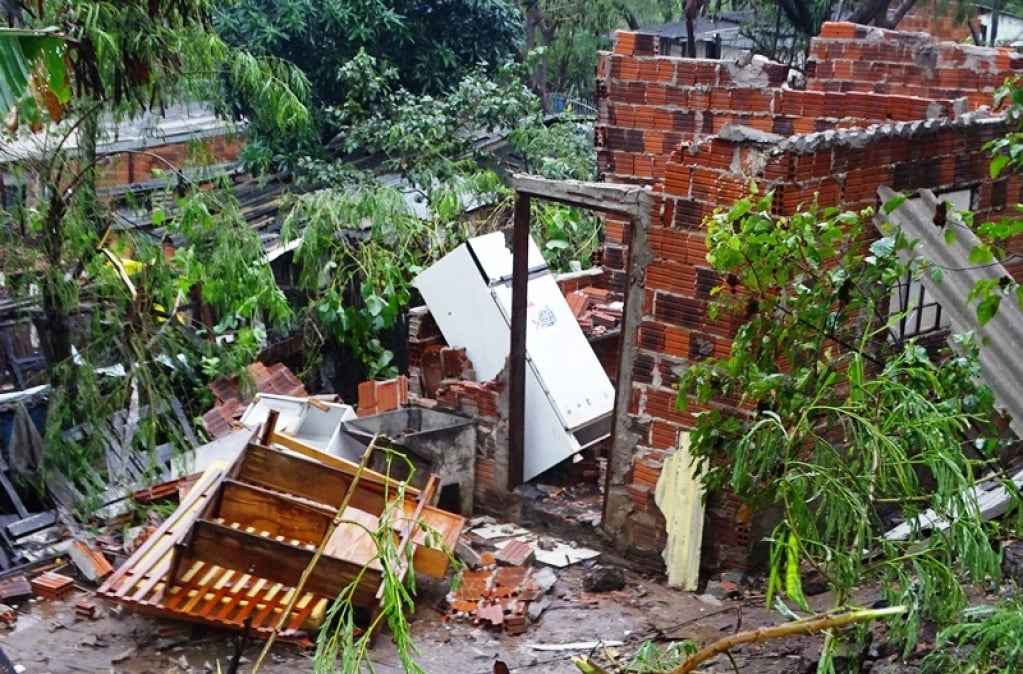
[595,21,1023,571]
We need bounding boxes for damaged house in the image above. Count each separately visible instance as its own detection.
[590,21,1023,572]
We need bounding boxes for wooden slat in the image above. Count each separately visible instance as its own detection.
[174,520,382,609]
[100,464,225,597]
[99,440,465,639]
[218,576,266,623]
[236,443,392,516]
[218,480,333,544]
[251,583,287,627]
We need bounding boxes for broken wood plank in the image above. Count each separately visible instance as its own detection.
[0,462,28,519]
[99,463,226,600]
[70,541,114,583]
[5,512,56,540]
[236,443,393,516]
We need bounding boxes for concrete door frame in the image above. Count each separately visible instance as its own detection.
[507,175,652,537]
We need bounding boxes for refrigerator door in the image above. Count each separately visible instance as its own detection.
[414,232,615,482]
[492,277,614,432]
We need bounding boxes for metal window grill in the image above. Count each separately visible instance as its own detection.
[892,272,946,341]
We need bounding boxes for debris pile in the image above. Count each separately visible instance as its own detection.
[444,517,602,635]
[97,425,465,642]
[566,287,623,337]
[447,562,554,635]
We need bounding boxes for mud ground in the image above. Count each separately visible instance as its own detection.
[0,561,912,674]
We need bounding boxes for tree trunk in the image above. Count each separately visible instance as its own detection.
[35,187,73,373]
[524,2,549,104]
[686,18,697,57]
[847,0,893,26]
[990,0,1002,45]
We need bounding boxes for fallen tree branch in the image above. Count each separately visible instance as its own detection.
[669,605,908,674]
[571,605,908,674]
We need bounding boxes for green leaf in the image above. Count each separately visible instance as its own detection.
[944,228,955,246]
[785,531,810,611]
[882,193,908,215]
[991,154,1011,179]
[0,32,34,115]
[39,39,71,104]
[977,294,1001,326]
[727,198,752,221]
[869,237,895,258]
[17,94,37,124]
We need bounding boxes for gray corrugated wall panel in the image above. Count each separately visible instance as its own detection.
[877,185,1023,439]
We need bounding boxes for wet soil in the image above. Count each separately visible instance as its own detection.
[0,563,902,674]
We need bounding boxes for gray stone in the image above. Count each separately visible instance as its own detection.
[528,596,552,622]
[532,566,558,594]
[695,593,723,607]
[582,565,625,593]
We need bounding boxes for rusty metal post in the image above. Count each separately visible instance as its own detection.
[507,193,530,489]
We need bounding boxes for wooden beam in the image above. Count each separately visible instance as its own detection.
[236,443,392,516]
[507,193,529,489]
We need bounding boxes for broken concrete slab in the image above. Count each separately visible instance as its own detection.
[470,522,530,540]
[531,566,558,594]
[530,538,600,568]
[455,537,483,569]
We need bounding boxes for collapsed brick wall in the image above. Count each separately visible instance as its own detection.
[407,306,513,511]
[807,22,1019,109]
[599,22,1022,571]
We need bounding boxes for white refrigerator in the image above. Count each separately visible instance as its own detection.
[414,231,615,482]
